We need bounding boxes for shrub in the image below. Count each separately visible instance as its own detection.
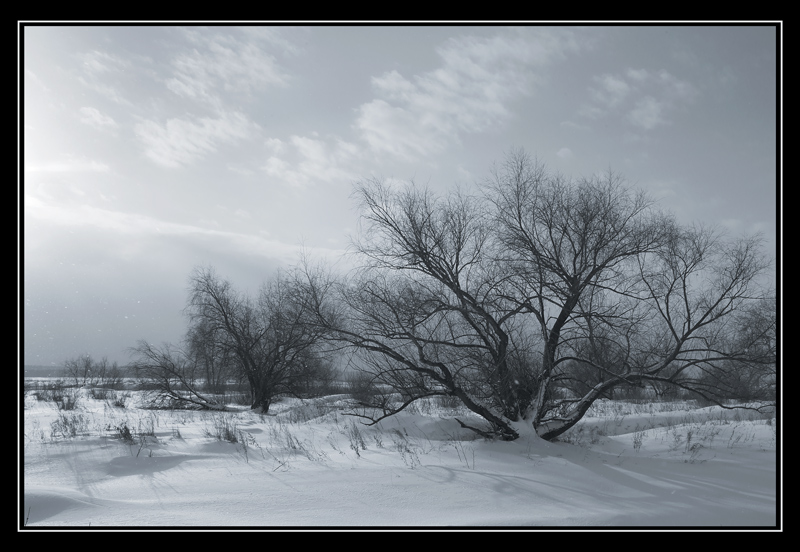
[204,413,238,443]
[111,392,130,408]
[345,421,367,457]
[632,430,645,452]
[50,413,89,439]
[113,423,136,444]
[55,389,81,411]
[33,379,71,403]
[90,387,113,401]
[33,389,50,402]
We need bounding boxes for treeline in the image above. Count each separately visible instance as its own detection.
[24,363,137,379]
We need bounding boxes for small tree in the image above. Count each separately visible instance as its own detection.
[185,266,330,412]
[130,340,223,410]
[64,355,94,387]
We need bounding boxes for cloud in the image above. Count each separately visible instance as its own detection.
[26,155,110,173]
[655,69,697,101]
[355,99,440,160]
[625,68,649,82]
[76,50,134,106]
[79,50,129,74]
[166,30,289,105]
[79,107,117,131]
[25,194,342,266]
[355,29,581,161]
[556,147,574,159]
[588,74,631,108]
[77,76,132,106]
[134,111,260,168]
[25,69,50,93]
[237,26,304,56]
[579,67,697,130]
[264,138,287,156]
[628,96,666,130]
[260,134,359,188]
[226,163,255,177]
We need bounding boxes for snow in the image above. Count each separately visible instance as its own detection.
[21,386,779,529]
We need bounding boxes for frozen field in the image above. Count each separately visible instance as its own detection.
[21,383,779,529]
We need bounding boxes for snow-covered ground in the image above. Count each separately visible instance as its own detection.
[21,384,779,529]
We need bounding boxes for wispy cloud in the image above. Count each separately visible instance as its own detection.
[25,194,342,264]
[166,29,289,106]
[588,74,631,108]
[226,163,255,177]
[25,69,50,93]
[76,76,133,106]
[578,67,697,130]
[76,50,133,106]
[355,29,581,161]
[260,134,359,188]
[355,99,438,160]
[238,26,304,56]
[628,96,666,130]
[79,50,129,74]
[26,155,110,173]
[79,107,117,131]
[134,110,260,168]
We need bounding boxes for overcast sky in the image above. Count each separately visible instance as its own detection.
[22,24,779,366]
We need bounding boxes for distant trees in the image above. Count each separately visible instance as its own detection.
[692,294,777,402]
[304,149,774,441]
[63,354,124,389]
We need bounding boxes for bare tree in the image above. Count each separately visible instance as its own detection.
[312,150,774,441]
[641,228,771,391]
[64,355,95,387]
[722,294,777,399]
[184,317,239,395]
[130,340,223,409]
[306,180,539,439]
[185,266,331,412]
[485,150,679,439]
[488,151,772,440]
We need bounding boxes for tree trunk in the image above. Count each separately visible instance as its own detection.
[247,372,272,413]
[251,390,271,413]
[536,380,617,441]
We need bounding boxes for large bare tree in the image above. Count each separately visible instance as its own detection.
[311,150,774,441]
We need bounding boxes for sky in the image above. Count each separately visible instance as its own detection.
[21,24,780,367]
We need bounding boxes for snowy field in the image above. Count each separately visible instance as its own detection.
[21,382,779,529]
